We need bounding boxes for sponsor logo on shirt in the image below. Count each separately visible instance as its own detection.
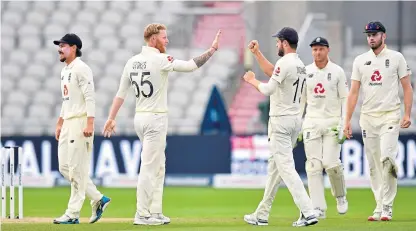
[364,61,371,65]
[274,67,281,76]
[297,66,306,74]
[167,56,174,63]
[369,70,382,86]
[63,85,68,96]
[327,73,331,81]
[313,83,326,98]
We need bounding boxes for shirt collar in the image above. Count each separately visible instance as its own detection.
[142,46,161,54]
[65,57,79,69]
[369,44,388,57]
[313,58,332,70]
[280,52,298,61]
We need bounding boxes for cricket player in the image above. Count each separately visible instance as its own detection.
[53,34,111,224]
[102,23,221,225]
[344,21,413,221]
[299,37,349,219]
[242,27,318,227]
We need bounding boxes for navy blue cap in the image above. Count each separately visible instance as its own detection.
[53,33,82,49]
[310,37,329,47]
[363,21,386,33]
[272,27,299,45]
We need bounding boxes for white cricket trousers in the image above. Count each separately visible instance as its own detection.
[359,110,400,212]
[254,115,315,220]
[58,116,103,219]
[134,112,168,217]
[302,117,342,211]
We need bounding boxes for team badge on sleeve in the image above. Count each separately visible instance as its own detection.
[167,56,174,63]
[274,67,281,76]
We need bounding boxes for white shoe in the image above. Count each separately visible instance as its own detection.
[368,212,381,221]
[380,205,392,221]
[292,213,318,227]
[314,208,326,219]
[243,213,268,226]
[336,196,348,214]
[151,213,170,224]
[133,216,164,225]
[53,214,79,224]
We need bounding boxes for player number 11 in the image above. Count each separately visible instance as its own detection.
[293,77,306,103]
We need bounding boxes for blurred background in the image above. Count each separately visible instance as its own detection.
[1,1,415,189]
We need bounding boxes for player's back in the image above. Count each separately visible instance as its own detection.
[270,53,307,117]
[124,47,170,113]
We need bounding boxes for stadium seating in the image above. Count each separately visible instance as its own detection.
[2,1,414,136]
[1,1,241,136]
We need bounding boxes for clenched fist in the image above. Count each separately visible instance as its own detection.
[248,40,259,54]
[243,71,256,83]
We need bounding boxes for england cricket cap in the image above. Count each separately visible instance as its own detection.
[309,37,329,47]
[272,27,299,45]
[363,21,386,33]
[53,33,83,49]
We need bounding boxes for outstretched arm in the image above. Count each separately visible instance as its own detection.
[161,30,221,73]
[169,47,217,72]
[193,47,216,68]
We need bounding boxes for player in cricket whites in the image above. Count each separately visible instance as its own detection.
[102,23,221,225]
[53,33,111,224]
[242,27,318,227]
[344,21,413,221]
[299,37,349,219]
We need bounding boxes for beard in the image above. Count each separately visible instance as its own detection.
[59,52,66,62]
[370,39,383,50]
[155,40,166,53]
[278,48,284,57]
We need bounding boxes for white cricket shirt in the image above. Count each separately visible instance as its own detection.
[351,46,412,117]
[304,60,348,119]
[269,53,307,116]
[116,46,194,113]
[60,57,95,120]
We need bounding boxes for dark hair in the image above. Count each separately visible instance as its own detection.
[76,48,82,57]
[279,38,298,49]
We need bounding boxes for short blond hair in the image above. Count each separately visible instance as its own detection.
[144,23,167,42]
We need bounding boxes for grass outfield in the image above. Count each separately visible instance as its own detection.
[1,187,416,230]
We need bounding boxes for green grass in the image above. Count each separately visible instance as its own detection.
[2,187,416,230]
